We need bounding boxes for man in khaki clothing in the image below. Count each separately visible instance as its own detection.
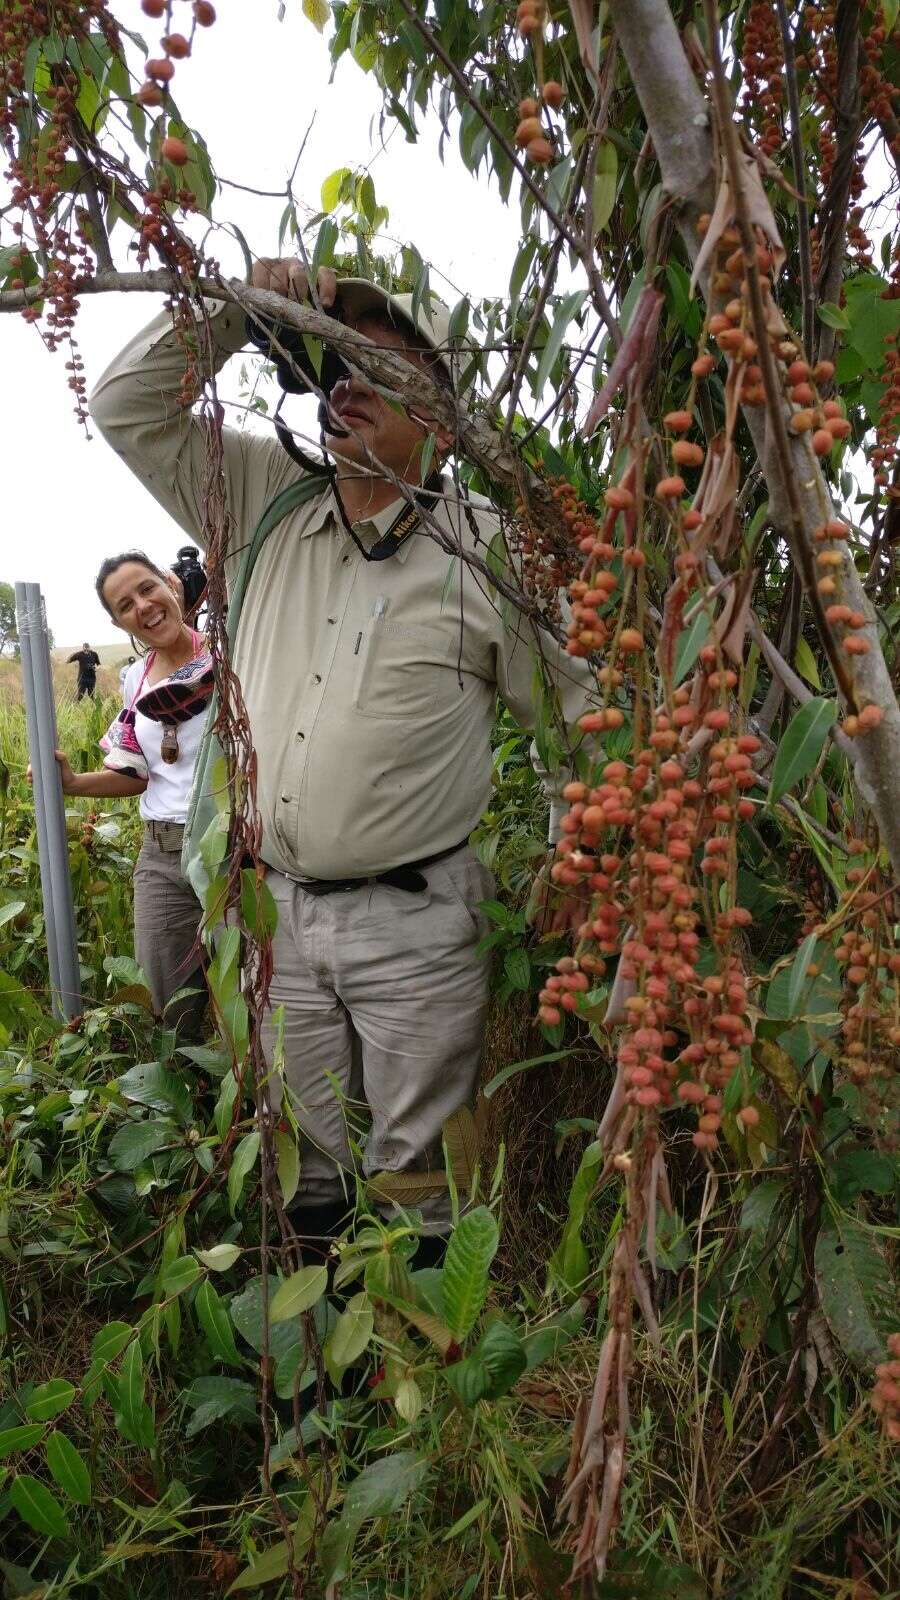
[89,262,594,1261]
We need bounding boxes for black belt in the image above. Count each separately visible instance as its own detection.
[297,839,468,897]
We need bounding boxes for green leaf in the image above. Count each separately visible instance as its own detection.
[442,1496,490,1541]
[227,1131,260,1215]
[793,637,821,689]
[45,1432,91,1505]
[270,1264,328,1323]
[25,1379,76,1422]
[445,1319,527,1405]
[591,140,618,233]
[320,165,350,214]
[534,290,586,396]
[503,947,531,991]
[815,1217,896,1369]
[195,1280,243,1367]
[229,1276,303,1360]
[227,1492,318,1591]
[817,301,850,331]
[324,1292,374,1379]
[161,1255,202,1297]
[116,1339,155,1449]
[10,1475,70,1539]
[767,697,836,806]
[786,933,820,1020]
[550,1140,603,1293]
[482,1048,574,1099]
[0,901,25,929]
[195,1242,243,1272]
[108,1119,177,1172]
[320,1451,430,1587]
[674,609,711,685]
[274,1129,300,1206]
[0,1425,44,1458]
[116,1061,192,1123]
[739,1177,786,1234]
[441,1206,499,1341]
[303,0,331,32]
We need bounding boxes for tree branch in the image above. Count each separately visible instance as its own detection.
[814,0,862,366]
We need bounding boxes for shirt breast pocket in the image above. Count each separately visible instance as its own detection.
[353,619,461,720]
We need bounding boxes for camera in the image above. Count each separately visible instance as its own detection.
[171,545,208,617]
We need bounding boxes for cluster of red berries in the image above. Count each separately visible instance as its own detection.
[513,475,607,627]
[739,0,784,158]
[833,852,900,1094]
[798,5,871,275]
[872,1333,900,1443]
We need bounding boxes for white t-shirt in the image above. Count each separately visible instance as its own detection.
[122,658,207,823]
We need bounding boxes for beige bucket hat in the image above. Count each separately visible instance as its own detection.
[331,277,455,377]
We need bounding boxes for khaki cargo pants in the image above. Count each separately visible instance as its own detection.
[261,846,494,1231]
[133,822,207,1040]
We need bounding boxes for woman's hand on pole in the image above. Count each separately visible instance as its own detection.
[27,749,79,793]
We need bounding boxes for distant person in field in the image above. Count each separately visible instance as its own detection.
[119,654,136,693]
[34,557,213,1038]
[68,641,100,700]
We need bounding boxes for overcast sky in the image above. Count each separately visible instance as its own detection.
[3,2,524,648]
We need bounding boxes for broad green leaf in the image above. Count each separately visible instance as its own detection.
[25,1379,75,1422]
[161,1255,202,1297]
[195,1242,243,1272]
[324,1292,374,1378]
[0,901,25,929]
[10,1475,70,1539]
[82,1322,133,1409]
[591,139,618,233]
[196,1280,243,1367]
[116,1061,192,1123]
[320,1451,429,1586]
[181,1376,257,1437]
[274,1129,300,1206]
[229,1276,303,1360]
[445,1319,527,1405]
[503,947,531,991]
[786,933,820,1019]
[817,301,850,331]
[108,1119,177,1172]
[116,1339,155,1449]
[441,1206,499,1341]
[45,1431,91,1505]
[550,1139,604,1292]
[793,637,821,689]
[227,1131,260,1215]
[767,698,836,806]
[320,166,349,213]
[739,1177,786,1234]
[270,1264,328,1323]
[815,1217,895,1369]
[0,1424,44,1458]
[239,870,278,939]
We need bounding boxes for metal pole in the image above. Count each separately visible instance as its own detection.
[15,583,82,1021]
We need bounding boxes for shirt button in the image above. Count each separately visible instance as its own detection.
[296,731,304,740]
[313,673,322,683]
[327,617,336,625]
[281,794,290,803]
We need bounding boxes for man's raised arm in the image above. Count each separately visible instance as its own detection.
[88,295,294,553]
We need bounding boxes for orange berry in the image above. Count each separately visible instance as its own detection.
[619,628,644,653]
[664,409,693,432]
[789,408,814,433]
[671,440,705,467]
[163,32,191,57]
[542,80,564,109]
[515,116,542,147]
[691,353,715,377]
[526,136,554,164]
[161,136,189,166]
[812,429,834,455]
[655,475,686,500]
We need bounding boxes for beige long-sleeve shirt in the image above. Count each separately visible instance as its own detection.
[89,303,597,879]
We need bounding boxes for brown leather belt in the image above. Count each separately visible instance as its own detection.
[297,839,468,897]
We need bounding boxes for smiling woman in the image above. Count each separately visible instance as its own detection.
[34,551,213,1037]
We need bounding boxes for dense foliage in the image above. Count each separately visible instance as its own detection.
[1,0,899,1596]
